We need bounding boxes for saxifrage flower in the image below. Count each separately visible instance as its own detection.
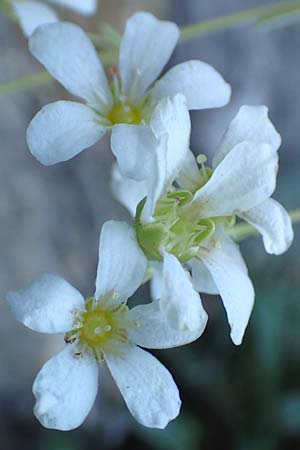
[26,11,231,165]
[112,95,293,345]
[6,220,206,430]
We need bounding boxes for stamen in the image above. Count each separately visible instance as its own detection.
[197,154,207,165]
[215,240,222,249]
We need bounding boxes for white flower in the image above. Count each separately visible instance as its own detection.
[26,12,231,165]
[112,102,293,345]
[12,0,97,37]
[6,220,206,430]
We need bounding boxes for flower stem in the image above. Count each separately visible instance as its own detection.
[229,208,300,242]
[1,1,300,96]
[0,71,53,95]
[179,0,300,41]
[0,49,118,96]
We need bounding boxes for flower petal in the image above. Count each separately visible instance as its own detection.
[33,345,98,430]
[111,124,158,181]
[111,163,147,217]
[150,262,163,300]
[142,95,191,222]
[12,1,58,37]
[151,60,231,110]
[150,94,191,186]
[111,94,190,186]
[189,258,219,295]
[7,274,84,333]
[129,300,204,348]
[238,198,293,255]
[48,0,97,15]
[213,105,281,168]
[106,345,181,428]
[95,221,147,302]
[201,230,254,345]
[27,101,106,165]
[29,22,112,111]
[190,141,278,219]
[112,95,190,223]
[176,149,202,191]
[119,12,179,98]
[160,252,208,332]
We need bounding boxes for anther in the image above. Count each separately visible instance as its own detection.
[197,154,207,165]
[215,240,222,249]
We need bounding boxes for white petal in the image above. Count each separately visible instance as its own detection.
[140,144,167,222]
[213,105,281,168]
[238,198,293,255]
[12,1,58,37]
[119,12,179,99]
[112,95,190,224]
[190,141,278,218]
[111,163,147,217]
[27,101,106,166]
[151,60,231,110]
[150,94,191,186]
[111,124,158,181]
[29,22,112,111]
[48,0,97,15]
[189,258,219,295]
[129,300,204,348]
[95,221,147,301]
[142,95,191,222]
[7,274,84,333]
[160,252,208,332]
[106,345,181,428]
[33,345,98,430]
[150,262,163,300]
[111,94,190,186]
[201,231,254,345]
[176,149,202,191]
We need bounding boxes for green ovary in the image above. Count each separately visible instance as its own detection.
[81,310,114,346]
[107,102,142,125]
[65,295,133,361]
[135,189,217,263]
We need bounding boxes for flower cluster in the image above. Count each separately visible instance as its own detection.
[5,10,293,432]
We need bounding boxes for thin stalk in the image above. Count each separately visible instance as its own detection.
[180,0,300,41]
[0,71,52,95]
[1,1,300,95]
[0,49,118,95]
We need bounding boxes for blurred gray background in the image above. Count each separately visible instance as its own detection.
[0,1,300,449]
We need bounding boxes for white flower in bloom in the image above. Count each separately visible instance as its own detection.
[26,11,231,165]
[12,0,97,37]
[6,220,206,430]
[112,100,293,345]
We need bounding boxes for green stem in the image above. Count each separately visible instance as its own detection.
[229,208,300,242]
[0,71,52,95]
[0,49,118,95]
[180,0,300,41]
[1,1,300,95]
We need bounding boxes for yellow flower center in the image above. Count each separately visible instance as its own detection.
[81,310,114,346]
[107,102,142,125]
[65,294,137,361]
